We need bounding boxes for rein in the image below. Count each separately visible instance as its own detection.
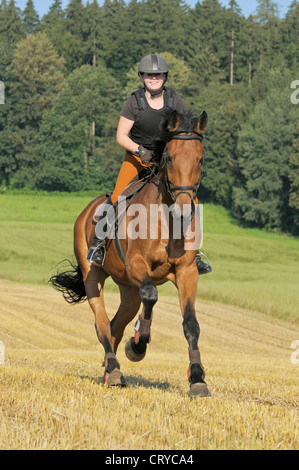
[161,131,205,206]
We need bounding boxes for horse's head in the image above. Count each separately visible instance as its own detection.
[161,110,208,223]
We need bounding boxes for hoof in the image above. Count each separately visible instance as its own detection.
[189,382,211,398]
[125,338,147,362]
[105,368,127,387]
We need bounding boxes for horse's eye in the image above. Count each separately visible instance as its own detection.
[167,154,173,164]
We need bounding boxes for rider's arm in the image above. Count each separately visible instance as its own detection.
[116,116,140,155]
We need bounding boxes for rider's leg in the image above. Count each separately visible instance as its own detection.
[87,153,145,266]
[110,152,147,204]
[87,195,115,265]
[194,197,212,275]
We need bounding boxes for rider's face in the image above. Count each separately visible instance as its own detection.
[141,73,166,93]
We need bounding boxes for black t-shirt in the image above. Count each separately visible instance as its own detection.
[121,89,188,151]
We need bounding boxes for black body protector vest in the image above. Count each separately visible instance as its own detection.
[130,87,176,152]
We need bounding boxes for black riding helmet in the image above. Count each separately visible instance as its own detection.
[138,54,168,96]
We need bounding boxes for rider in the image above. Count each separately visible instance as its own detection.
[87,54,211,275]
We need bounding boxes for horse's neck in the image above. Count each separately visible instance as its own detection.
[156,169,172,205]
[135,169,171,206]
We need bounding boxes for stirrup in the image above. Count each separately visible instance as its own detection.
[196,251,212,275]
[87,241,106,266]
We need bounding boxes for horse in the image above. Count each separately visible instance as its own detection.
[50,110,211,398]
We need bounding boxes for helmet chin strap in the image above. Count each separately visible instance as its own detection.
[144,78,167,98]
[145,85,163,97]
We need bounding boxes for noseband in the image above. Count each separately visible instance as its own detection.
[161,131,205,210]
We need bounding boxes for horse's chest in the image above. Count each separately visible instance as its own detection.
[148,244,173,279]
[150,263,173,283]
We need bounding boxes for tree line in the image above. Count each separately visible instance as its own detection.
[0,0,298,234]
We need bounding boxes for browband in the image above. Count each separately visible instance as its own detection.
[171,131,203,141]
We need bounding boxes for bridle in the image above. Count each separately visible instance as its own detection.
[161,131,206,211]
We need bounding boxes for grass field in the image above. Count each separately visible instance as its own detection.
[0,192,298,450]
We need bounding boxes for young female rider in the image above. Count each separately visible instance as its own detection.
[87,54,211,275]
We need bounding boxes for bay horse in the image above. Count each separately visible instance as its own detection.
[50,110,211,398]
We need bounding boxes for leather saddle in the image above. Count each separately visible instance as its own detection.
[92,173,153,225]
[92,173,154,264]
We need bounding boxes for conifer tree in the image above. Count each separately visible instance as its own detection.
[22,0,40,35]
[82,0,104,66]
[60,0,86,68]
[279,0,299,71]
[41,0,64,24]
[41,1,80,72]
[65,0,85,36]
[107,0,148,80]
[228,0,242,85]
[289,120,299,232]
[0,0,24,44]
[254,0,280,67]
[99,0,126,77]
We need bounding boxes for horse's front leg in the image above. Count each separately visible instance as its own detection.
[125,253,158,362]
[176,263,211,398]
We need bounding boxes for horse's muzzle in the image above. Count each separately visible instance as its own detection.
[171,202,193,225]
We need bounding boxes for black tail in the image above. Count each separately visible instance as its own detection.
[49,259,87,304]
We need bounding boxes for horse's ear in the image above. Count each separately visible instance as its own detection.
[167,110,180,132]
[194,111,208,134]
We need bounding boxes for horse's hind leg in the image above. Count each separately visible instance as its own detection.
[176,265,211,398]
[83,265,126,387]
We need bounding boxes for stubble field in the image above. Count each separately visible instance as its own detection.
[0,279,298,450]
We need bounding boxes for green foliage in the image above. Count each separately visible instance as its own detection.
[34,63,123,192]
[0,33,65,189]
[289,120,299,230]
[22,0,40,35]
[9,32,65,124]
[0,0,25,44]
[0,0,298,233]
[232,71,297,231]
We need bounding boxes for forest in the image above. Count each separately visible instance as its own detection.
[0,0,298,233]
